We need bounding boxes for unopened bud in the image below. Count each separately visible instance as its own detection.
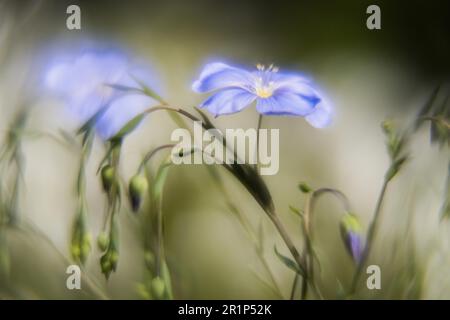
[97,232,109,252]
[129,174,148,212]
[101,165,115,193]
[298,182,312,193]
[340,213,363,264]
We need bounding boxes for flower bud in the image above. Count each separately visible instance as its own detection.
[150,276,166,300]
[129,174,148,212]
[70,210,91,264]
[101,165,115,193]
[340,213,363,264]
[97,232,109,252]
[298,182,312,193]
[100,248,119,279]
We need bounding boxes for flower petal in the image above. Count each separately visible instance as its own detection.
[200,88,256,116]
[256,91,317,116]
[95,93,153,139]
[305,92,333,128]
[348,233,363,263]
[192,62,253,93]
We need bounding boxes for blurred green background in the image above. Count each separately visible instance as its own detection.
[0,0,449,299]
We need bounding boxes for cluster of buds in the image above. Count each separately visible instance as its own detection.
[70,207,91,264]
[99,217,119,279]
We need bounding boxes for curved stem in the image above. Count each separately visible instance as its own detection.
[138,144,176,173]
[295,187,351,299]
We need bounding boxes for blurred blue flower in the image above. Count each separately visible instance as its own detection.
[340,213,363,264]
[192,62,332,128]
[44,48,159,139]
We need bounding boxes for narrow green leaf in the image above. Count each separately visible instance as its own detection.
[274,246,304,277]
[289,205,303,218]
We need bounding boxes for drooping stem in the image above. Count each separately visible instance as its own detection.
[138,144,175,173]
[296,187,351,299]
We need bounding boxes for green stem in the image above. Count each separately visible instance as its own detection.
[267,213,305,278]
[290,274,299,300]
[255,114,263,171]
[350,178,389,294]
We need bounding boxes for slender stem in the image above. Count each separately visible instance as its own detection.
[290,274,299,300]
[138,144,175,173]
[350,178,389,294]
[300,194,313,299]
[255,114,263,171]
[300,275,308,299]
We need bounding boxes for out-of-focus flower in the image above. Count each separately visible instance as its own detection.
[192,62,332,128]
[340,213,363,264]
[44,47,159,139]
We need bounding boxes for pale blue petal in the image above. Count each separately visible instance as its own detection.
[95,93,153,140]
[200,88,256,116]
[256,92,317,116]
[192,62,254,93]
[305,92,333,128]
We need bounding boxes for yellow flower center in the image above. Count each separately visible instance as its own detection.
[255,86,274,98]
[254,64,278,99]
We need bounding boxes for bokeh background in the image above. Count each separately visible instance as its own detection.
[0,0,449,299]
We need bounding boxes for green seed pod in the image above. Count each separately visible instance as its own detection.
[129,174,148,212]
[150,277,166,300]
[101,165,115,193]
[97,232,109,252]
[110,250,119,270]
[100,254,112,276]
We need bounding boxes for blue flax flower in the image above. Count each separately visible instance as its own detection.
[192,62,332,128]
[44,48,158,139]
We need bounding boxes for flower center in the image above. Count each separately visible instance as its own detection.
[254,64,279,99]
[255,85,274,98]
